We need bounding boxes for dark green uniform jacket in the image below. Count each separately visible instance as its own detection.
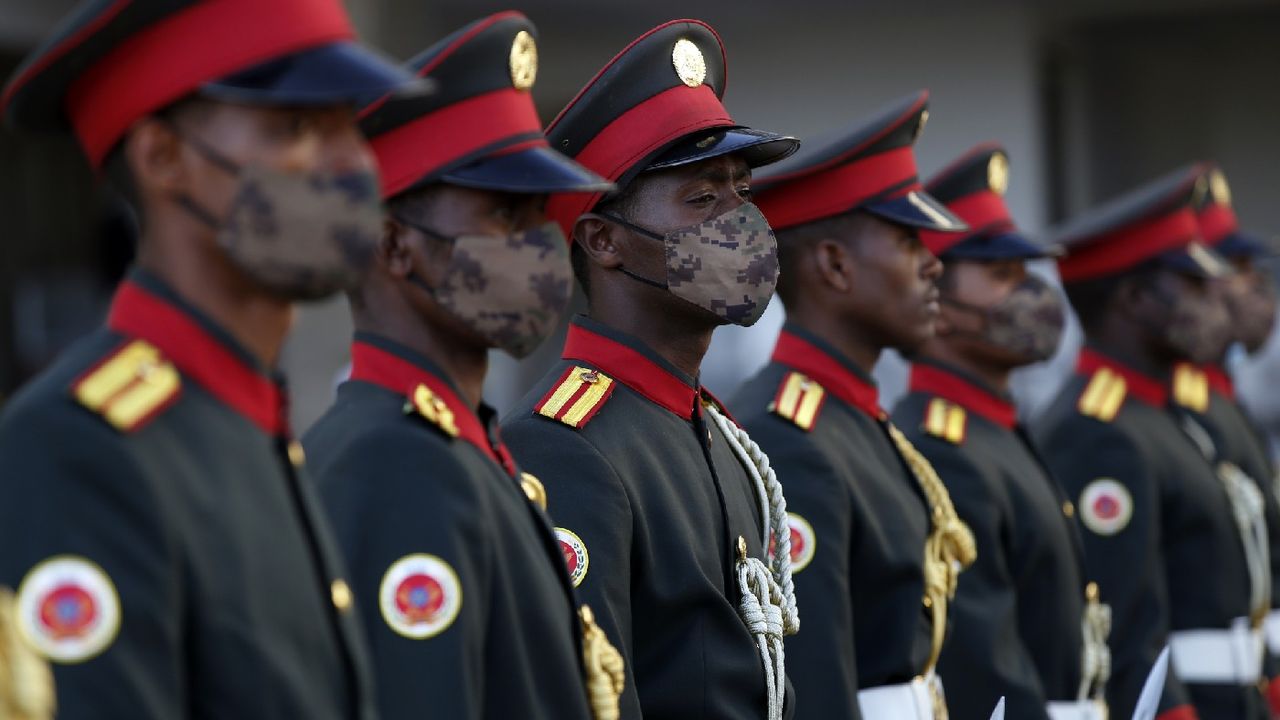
[730,325,938,720]
[1035,347,1268,720]
[893,361,1092,719]
[0,271,374,719]
[304,333,596,720]
[502,315,792,720]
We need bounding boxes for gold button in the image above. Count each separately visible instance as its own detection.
[1062,500,1075,518]
[331,579,352,612]
[922,595,933,608]
[520,472,547,511]
[1085,581,1099,602]
[287,440,306,467]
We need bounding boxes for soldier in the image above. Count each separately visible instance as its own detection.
[891,144,1109,720]
[1035,166,1270,720]
[0,1,423,717]
[730,91,976,719]
[302,13,625,720]
[1169,165,1280,713]
[500,19,802,720]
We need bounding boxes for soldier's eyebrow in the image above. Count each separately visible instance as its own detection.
[686,163,752,186]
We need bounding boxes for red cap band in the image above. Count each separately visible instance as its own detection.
[64,0,354,167]
[755,146,919,231]
[370,87,545,198]
[547,83,732,237]
[918,189,1014,254]
[1196,202,1238,246]
[1057,208,1199,282]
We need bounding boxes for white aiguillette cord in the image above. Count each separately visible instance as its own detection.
[704,402,799,720]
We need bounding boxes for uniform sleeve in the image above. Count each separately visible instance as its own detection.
[919,438,1051,720]
[312,427,490,720]
[502,416,642,720]
[1039,419,1193,719]
[747,417,862,720]
[0,400,183,719]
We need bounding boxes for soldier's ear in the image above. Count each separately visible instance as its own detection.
[379,217,416,279]
[574,214,624,269]
[813,238,854,293]
[123,116,187,198]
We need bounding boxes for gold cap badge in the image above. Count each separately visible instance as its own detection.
[509,30,537,91]
[987,151,1010,196]
[1209,169,1231,206]
[671,38,706,88]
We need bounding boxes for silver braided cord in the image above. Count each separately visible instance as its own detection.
[1078,597,1112,701]
[1218,461,1271,621]
[704,402,799,720]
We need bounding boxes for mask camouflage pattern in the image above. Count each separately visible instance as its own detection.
[664,203,779,326]
[608,203,779,327]
[943,274,1066,363]
[431,222,572,358]
[217,166,383,301]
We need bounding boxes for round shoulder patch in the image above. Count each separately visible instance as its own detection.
[16,556,121,663]
[378,554,462,639]
[555,528,589,588]
[1079,478,1134,536]
[786,513,817,573]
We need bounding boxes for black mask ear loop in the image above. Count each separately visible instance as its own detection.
[597,211,669,290]
[392,213,455,297]
[158,116,244,232]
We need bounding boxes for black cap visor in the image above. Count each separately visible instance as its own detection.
[863,190,968,233]
[201,41,431,107]
[647,127,799,172]
[1216,231,1278,260]
[441,144,615,194]
[942,230,1062,260]
[1159,242,1232,278]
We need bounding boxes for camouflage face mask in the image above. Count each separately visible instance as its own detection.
[602,202,779,327]
[401,220,573,359]
[942,274,1066,363]
[171,131,381,302]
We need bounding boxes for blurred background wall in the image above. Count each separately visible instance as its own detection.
[2,0,1278,440]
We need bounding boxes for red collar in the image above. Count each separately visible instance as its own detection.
[107,277,287,435]
[771,327,883,420]
[561,319,701,420]
[909,363,1017,429]
[348,338,515,474]
[1076,348,1168,407]
[1203,363,1236,400]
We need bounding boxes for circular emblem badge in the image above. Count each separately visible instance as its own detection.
[378,554,462,639]
[1079,478,1134,536]
[16,556,121,663]
[786,514,817,573]
[555,527,589,587]
[509,29,538,91]
[671,38,706,88]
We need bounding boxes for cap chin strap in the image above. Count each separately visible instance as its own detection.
[703,402,799,720]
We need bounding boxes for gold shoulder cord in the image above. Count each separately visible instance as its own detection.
[579,606,624,720]
[0,587,56,720]
[887,424,978,673]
